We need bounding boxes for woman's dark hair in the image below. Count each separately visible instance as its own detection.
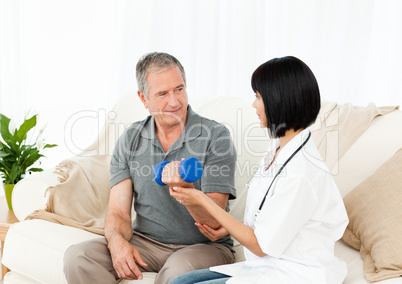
[251,56,320,138]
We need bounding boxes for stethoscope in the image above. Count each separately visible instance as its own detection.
[254,131,312,219]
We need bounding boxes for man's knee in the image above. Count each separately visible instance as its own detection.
[64,238,111,271]
[64,242,84,269]
[155,244,233,284]
[64,238,117,283]
[156,258,193,284]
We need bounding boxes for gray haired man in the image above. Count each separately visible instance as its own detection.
[63,52,237,284]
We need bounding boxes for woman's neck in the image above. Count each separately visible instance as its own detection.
[266,128,304,171]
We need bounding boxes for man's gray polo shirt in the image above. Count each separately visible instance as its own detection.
[110,106,236,248]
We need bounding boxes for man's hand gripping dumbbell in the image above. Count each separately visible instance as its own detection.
[153,157,203,187]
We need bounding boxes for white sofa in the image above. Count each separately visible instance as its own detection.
[3,93,402,284]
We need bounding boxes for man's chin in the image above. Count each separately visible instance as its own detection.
[160,115,186,128]
[164,110,187,122]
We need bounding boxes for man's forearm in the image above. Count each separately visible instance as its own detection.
[106,179,134,244]
[184,194,227,229]
[185,205,221,229]
[105,212,133,243]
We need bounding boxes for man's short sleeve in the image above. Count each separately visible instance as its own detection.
[109,130,132,187]
[201,125,237,199]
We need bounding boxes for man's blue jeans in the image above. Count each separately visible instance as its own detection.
[169,268,230,284]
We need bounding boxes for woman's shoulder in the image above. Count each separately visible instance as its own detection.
[282,140,335,192]
[297,138,330,174]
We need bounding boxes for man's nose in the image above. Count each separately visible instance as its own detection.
[167,92,179,106]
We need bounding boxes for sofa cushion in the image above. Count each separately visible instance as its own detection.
[342,148,402,282]
[3,219,100,284]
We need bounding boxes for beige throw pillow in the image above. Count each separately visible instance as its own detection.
[342,148,402,282]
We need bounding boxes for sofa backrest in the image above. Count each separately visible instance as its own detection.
[84,92,402,222]
[332,109,402,197]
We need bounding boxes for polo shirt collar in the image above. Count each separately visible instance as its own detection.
[140,105,202,144]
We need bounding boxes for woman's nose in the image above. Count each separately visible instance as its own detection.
[252,99,257,109]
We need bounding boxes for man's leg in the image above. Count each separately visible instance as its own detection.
[128,231,176,273]
[64,237,118,284]
[63,232,172,283]
[155,243,234,284]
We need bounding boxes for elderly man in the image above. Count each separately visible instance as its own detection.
[63,52,237,284]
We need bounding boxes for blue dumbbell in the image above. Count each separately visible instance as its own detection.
[153,157,203,186]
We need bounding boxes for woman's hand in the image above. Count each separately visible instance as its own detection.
[169,186,205,206]
[195,222,229,241]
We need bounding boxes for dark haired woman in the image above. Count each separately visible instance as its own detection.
[169,56,348,284]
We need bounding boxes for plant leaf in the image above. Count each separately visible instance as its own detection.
[0,150,9,158]
[0,114,13,145]
[22,150,43,170]
[43,144,57,149]
[0,141,10,151]
[16,115,37,144]
[27,167,43,172]
[1,113,56,183]
[9,163,21,184]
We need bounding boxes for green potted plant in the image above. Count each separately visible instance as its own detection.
[0,113,57,210]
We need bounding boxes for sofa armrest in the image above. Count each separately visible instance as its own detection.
[12,168,60,221]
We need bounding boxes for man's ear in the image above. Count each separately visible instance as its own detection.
[138,91,148,109]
